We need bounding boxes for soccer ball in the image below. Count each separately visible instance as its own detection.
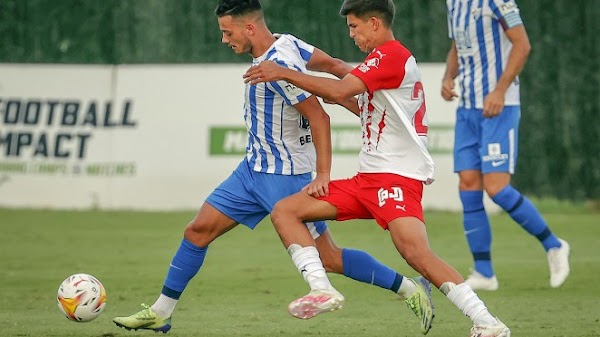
[57,273,107,322]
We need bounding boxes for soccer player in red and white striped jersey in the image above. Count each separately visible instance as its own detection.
[245,0,510,336]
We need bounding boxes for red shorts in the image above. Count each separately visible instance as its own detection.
[317,173,424,230]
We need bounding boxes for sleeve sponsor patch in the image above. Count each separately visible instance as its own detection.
[495,0,523,30]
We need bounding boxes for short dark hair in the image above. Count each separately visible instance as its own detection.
[214,0,262,17]
[339,0,395,27]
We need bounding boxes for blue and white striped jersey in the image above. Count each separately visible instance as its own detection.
[446,0,524,109]
[244,34,315,175]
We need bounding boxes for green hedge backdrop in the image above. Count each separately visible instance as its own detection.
[1,0,598,200]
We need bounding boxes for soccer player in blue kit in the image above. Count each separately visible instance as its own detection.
[442,0,570,291]
[112,0,433,333]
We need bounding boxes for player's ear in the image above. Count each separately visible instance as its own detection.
[369,17,380,31]
[245,23,256,36]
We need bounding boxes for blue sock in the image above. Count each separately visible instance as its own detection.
[342,248,403,293]
[460,190,494,277]
[492,185,561,251]
[161,238,208,300]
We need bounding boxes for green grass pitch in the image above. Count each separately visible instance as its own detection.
[1,204,599,337]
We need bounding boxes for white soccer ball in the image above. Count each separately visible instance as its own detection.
[57,273,107,322]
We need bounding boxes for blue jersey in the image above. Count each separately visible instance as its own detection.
[446,0,524,109]
[244,34,316,175]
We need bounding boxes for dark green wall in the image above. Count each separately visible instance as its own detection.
[0,0,449,63]
[1,0,598,200]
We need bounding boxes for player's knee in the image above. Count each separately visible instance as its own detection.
[459,178,481,190]
[483,173,511,197]
[271,200,297,226]
[183,220,217,247]
[483,180,508,198]
[459,171,483,190]
[269,208,283,229]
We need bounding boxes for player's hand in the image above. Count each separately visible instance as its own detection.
[441,77,459,101]
[483,89,505,117]
[302,174,330,198]
[243,61,284,85]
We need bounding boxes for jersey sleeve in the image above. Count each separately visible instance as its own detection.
[283,34,315,65]
[266,59,311,106]
[446,0,454,39]
[489,0,524,30]
[292,37,315,65]
[350,46,406,93]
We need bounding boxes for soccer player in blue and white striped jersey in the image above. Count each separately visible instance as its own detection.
[113,0,432,333]
[442,0,570,291]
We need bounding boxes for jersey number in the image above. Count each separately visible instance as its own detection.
[411,81,428,135]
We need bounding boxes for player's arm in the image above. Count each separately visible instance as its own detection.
[494,25,531,95]
[329,97,360,117]
[483,24,531,117]
[293,96,332,197]
[306,48,360,116]
[244,62,367,106]
[306,48,354,79]
[441,41,459,101]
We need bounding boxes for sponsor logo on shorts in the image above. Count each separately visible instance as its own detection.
[483,143,508,164]
[378,187,404,207]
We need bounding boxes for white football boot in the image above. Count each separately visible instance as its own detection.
[288,288,344,319]
[470,317,511,337]
[464,270,499,291]
[547,238,571,288]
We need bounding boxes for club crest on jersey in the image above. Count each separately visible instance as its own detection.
[455,30,473,55]
[299,115,310,130]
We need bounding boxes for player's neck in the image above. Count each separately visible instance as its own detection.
[372,31,396,50]
[250,28,277,58]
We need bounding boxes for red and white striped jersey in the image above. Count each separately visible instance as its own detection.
[350,40,435,183]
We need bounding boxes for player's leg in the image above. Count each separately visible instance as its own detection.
[358,173,503,335]
[315,230,410,296]
[455,107,497,290]
[262,170,406,294]
[482,106,570,288]
[314,196,433,332]
[387,217,509,336]
[459,170,498,290]
[315,230,434,333]
[112,203,238,333]
[313,177,409,296]
[270,190,344,319]
[113,161,267,332]
[274,174,432,326]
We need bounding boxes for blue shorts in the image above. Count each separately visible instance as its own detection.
[454,106,520,174]
[206,160,328,235]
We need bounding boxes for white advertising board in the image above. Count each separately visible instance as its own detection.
[0,63,498,212]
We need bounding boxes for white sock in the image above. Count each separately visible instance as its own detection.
[444,282,498,326]
[397,277,417,299]
[288,244,333,291]
[151,294,178,318]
